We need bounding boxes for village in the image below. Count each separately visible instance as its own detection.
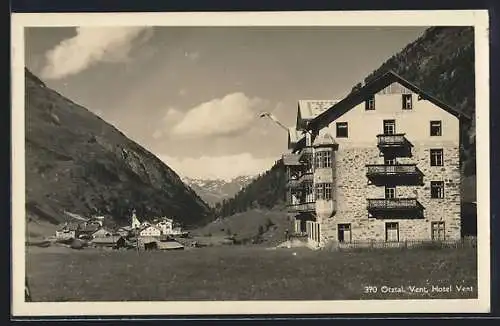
[52,210,189,251]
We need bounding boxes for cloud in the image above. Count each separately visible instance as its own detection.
[184,51,200,61]
[170,92,268,138]
[152,130,163,139]
[159,153,277,181]
[163,107,183,122]
[41,26,153,79]
[178,88,188,96]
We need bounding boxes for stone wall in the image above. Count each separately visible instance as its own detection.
[319,142,461,247]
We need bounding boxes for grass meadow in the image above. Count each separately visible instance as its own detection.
[25,245,477,302]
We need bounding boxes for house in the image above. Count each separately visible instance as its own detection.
[137,237,185,250]
[92,228,113,239]
[156,217,175,235]
[284,70,471,248]
[117,226,133,237]
[55,222,79,240]
[77,222,100,239]
[88,216,105,227]
[139,225,162,237]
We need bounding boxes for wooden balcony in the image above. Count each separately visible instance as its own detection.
[286,177,300,189]
[298,171,314,183]
[288,202,316,213]
[366,164,423,185]
[298,146,313,162]
[376,134,412,156]
[367,198,424,218]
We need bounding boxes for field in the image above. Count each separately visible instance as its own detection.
[25,245,477,302]
[191,208,293,246]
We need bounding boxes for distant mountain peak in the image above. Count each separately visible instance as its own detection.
[182,175,256,207]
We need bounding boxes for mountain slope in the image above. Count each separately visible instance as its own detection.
[215,160,287,218]
[25,68,214,229]
[217,26,476,216]
[182,176,255,207]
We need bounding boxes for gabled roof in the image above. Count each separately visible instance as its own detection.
[296,100,340,131]
[308,70,471,132]
[298,100,339,120]
[287,127,305,149]
[92,228,112,236]
[139,225,161,232]
[288,127,302,143]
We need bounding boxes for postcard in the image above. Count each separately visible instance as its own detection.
[11,10,490,317]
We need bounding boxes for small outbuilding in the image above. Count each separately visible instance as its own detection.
[92,228,113,239]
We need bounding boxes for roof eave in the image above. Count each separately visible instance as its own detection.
[307,70,470,130]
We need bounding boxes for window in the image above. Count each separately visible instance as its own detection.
[324,151,332,168]
[431,221,445,241]
[304,182,314,202]
[430,120,442,136]
[383,119,396,135]
[385,222,399,242]
[402,94,413,110]
[385,186,396,199]
[430,149,444,166]
[365,95,375,110]
[336,122,348,138]
[315,183,333,200]
[430,181,444,199]
[324,183,332,200]
[315,151,332,169]
[338,224,352,243]
[315,184,323,200]
[314,153,320,169]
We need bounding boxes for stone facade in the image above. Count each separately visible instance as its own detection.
[285,78,463,248]
[318,144,461,247]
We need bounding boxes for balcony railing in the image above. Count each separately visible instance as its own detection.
[377,133,411,148]
[366,164,422,176]
[298,171,314,183]
[367,198,424,212]
[288,202,316,213]
[298,146,313,162]
[286,178,300,188]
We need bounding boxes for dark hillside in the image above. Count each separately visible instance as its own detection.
[214,160,286,217]
[25,68,214,230]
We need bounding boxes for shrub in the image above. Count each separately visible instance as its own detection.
[257,225,264,235]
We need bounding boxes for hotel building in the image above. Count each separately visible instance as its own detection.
[284,71,470,248]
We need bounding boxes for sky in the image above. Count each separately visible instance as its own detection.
[24,26,428,180]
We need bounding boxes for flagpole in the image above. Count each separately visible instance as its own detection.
[259,112,289,132]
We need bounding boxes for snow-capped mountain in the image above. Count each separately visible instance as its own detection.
[182,175,256,207]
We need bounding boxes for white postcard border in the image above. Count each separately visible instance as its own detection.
[11,10,491,316]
